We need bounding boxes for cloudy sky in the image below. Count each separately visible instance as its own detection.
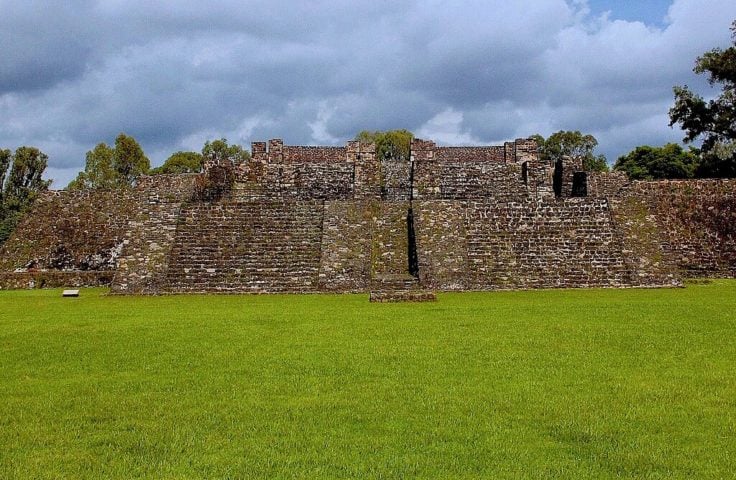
[1,0,735,187]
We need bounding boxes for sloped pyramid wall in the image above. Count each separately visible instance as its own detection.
[161,200,325,293]
[623,180,736,277]
[414,198,677,291]
[0,189,138,273]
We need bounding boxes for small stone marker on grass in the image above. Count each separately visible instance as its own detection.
[369,290,437,303]
[62,289,80,297]
[368,274,437,303]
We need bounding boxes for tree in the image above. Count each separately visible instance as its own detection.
[0,146,51,244]
[532,131,610,172]
[355,129,414,161]
[202,139,250,166]
[113,133,150,185]
[0,149,12,242]
[67,143,116,190]
[613,143,699,180]
[67,133,150,190]
[669,20,736,178]
[3,147,52,205]
[0,149,10,204]
[149,151,204,174]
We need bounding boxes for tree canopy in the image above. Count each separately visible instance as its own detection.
[149,151,204,175]
[67,143,117,190]
[531,131,609,172]
[202,139,250,166]
[613,143,699,180]
[355,129,414,162]
[3,147,51,206]
[113,133,150,185]
[0,149,11,203]
[0,146,51,244]
[68,133,150,190]
[669,20,736,178]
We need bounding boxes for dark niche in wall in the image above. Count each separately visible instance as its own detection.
[553,159,563,197]
[407,208,419,277]
[522,161,529,186]
[572,172,588,197]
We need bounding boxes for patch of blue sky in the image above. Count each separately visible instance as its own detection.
[587,0,673,26]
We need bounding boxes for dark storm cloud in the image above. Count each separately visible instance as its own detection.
[1,0,735,187]
[0,1,96,92]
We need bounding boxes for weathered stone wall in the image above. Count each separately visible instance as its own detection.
[235,138,548,202]
[556,157,584,198]
[433,138,537,164]
[412,138,548,201]
[434,146,506,163]
[235,140,375,200]
[317,200,418,292]
[380,159,412,200]
[137,174,199,203]
[588,171,629,198]
[415,161,529,201]
[617,180,736,277]
[234,162,354,200]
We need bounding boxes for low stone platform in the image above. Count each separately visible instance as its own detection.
[0,271,114,290]
[369,290,437,303]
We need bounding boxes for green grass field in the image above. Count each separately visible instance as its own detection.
[1,282,735,479]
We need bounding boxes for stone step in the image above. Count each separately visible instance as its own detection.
[370,273,420,290]
[369,290,437,303]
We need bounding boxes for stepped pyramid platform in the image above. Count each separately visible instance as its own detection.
[0,138,734,294]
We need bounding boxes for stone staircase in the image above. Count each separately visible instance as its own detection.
[368,202,436,302]
[163,200,324,293]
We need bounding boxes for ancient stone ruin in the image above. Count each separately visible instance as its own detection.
[1,138,734,297]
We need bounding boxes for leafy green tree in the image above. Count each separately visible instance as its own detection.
[67,133,150,190]
[614,143,699,180]
[355,129,414,161]
[113,133,150,184]
[202,139,250,166]
[0,149,10,203]
[4,147,52,204]
[67,143,117,190]
[0,146,51,244]
[149,151,204,174]
[669,20,736,178]
[0,149,12,242]
[532,131,609,172]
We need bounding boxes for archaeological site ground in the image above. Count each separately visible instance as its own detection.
[1,282,735,478]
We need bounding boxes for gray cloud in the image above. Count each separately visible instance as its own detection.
[0,0,735,187]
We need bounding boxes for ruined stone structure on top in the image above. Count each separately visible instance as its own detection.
[0,137,734,295]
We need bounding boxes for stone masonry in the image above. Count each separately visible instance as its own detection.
[0,137,734,293]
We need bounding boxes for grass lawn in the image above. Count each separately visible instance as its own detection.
[1,282,735,479]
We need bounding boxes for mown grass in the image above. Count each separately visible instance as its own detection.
[1,282,735,479]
